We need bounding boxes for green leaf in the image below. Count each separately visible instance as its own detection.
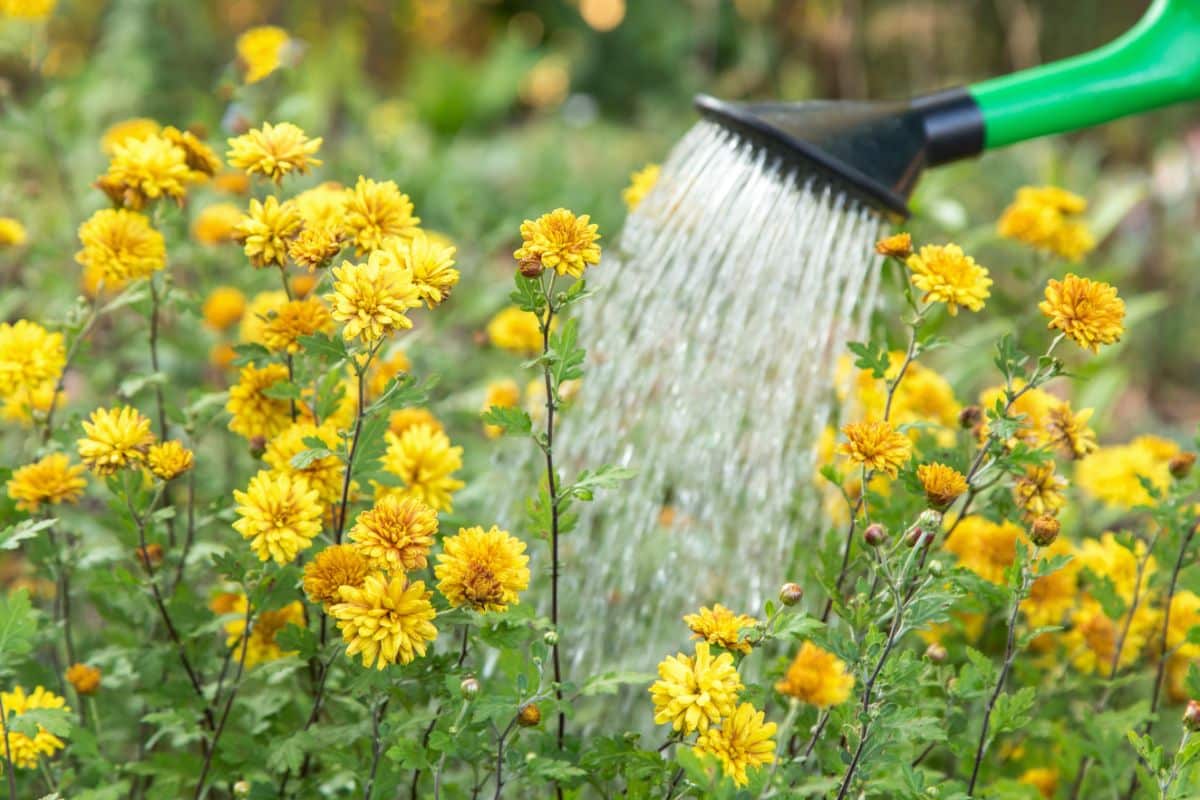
[0,588,35,672]
[275,623,319,660]
[0,517,56,550]
[297,332,348,362]
[990,687,1036,737]
[481,405,532,437]
[510,274,546,314]
[7,707,72,738]
[290,447,334,470]
[232,342,271,366]
[119,371,167,399]
[846,340,890,378]
[261,381,302,401]
[549,318,585,387]
[562,465,637,502]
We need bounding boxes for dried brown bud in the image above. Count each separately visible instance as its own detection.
[779,582,804,607]
[249,436,267,459]
[1030,515,1061,547]
[518,703,542,727]
[1170,452,1196,480]
[923,643,947,663]
[959,405,983,430]
[863,523,888,547]
[65,663,101,695]
[518,255,544,278]
[1184,699,1200,731]
[136,543,164,567]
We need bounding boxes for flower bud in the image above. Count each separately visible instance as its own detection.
[233,781,251,797]
[779,583,804,607]
[917,509,943,531]
[958,405,983,430]
[874,232,913,260]
[460,677,480,700]
[136,543,164,567]
[518,703,541,727]
[249,435,267,459]
[905,525,935,549]
[863,523,888,547]
[1170,452,1196,480]
[1030,515,1061,547]
[927,559,944,577]
[518,255,544,278]
[1184,699,1200,732]
[924,642,947,663]
[543,630,559,647]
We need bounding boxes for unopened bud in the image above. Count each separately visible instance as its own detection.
[1184,699,1200,731]
[249,435,267,459]
[1170,452,1196,480]
[233,781,251,797]
[924,642,947,663]
[136,543,164,567]
[959,405,983,430]
[518,703,541,727]
[779,583,804,607]
[874,232,913,260]
[543,630,559,647]
[905,526,935,549]
[927,559,944,577]
[863,523,888,547]
[917,509,943,531]
[518,255,544,278]
[460,677,480,700]
[1030,515,1061,547]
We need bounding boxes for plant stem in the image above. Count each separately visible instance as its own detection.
[757,700,800,798]
[491,716,520,800]
[334,344,375,542]
[1,693,17,800]
[966,545,1041,794]
[364,697,389,800]
[42,284,104,444]
[1159,729,1191,798]
[193,594,256,799]
[433,700,471,799]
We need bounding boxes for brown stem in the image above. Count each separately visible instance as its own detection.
[363,698,389,800]
[193,598,255,799]
[334,350,372,543]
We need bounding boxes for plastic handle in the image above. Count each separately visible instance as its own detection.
[970,0,1200,149]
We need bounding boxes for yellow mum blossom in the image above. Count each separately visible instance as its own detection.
[486,306,544,355]
[838,419,911,477]
[162,125,221,178]
[100,118,159,154]
[1018,767,1059,799]
[330,572,438,669]
[232,470,323,564]
[650,641,742,733]
[7,453,86,512]
[77,406,154,476]
[75,208,166,282]
[260,297,334,354]
[302,544,370,607]
[0,319,64,396]
[1076,436,1180,508]
[343,176,421,254]
[377,423,465,512]
[435,525,531,612]
[294,182,348,232]
[917,462,968,509]
[234,196,302,268]
[943,516,1023,585]
[693,702,776,787]
[65,663,101,695]
[874,231,913,259]
[1,381,56,425]
[1046,401,1098,460]
[0,217,27,247]
[513,207,602,279]
[262,422,347,505]
[998,186,1095,262]
[775,641,855,707]
[0,686,68,769]
[225,363,294,440]
[482,379,520,438]
[1064,595,1158,675]
[238,290,289,346]
[378,231,459,309]
[236,25,292,83]
[1167,591,1200,661]
[684,604,757,654]
[1013,463,1068,518]
[326,252,423,343]
[835,353,961,442]
[221,594,306,667]
[623,163,660,210]
[226,122,322,184]
[146,440,194,481]
[905,243,992,315]
[97,133,193,209]
[1076,532,1156,605]
[192,202,242,246]
[202,286,246,331]
[1039,273,1125,352]
[1021,538,1078,629]
[288,226,343,271]
[389,406,442,436]
[349,495,438,573]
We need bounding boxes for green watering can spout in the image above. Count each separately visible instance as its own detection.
[695,0,1200,218]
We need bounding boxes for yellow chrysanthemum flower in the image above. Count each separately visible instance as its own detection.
[226,363,294,440]
[1167,591,1200,661]
[0,686,68,769]
[238,290,289,346]
[303,544,371,607]
[389,406,442,436]
[435,525,530,612]
[234,196,302,268]
[65,663,101,695]
[294,182,348,232]
[943,516,1023,585]
[263,422,347,505]
[0,217,27,247]
[1039,273,1125,352]
[1013,463,1067,518]
[100,117,159,154]
[7,453,86,512]
[905,243,991,315]
[1018,767,1059,799]
[202,286,246,331]
[1076,436,1180,509]
[350,495,438,573]
[232,470,323,564]
[481,379,520,439]
[330,572,438,669]
[693,702,776,787]
[260,297,334,354]
[838,419,912,477]
[684,604,757,654]
[998,186,1095,262]
[650,641,742,733]
[1021,538,1078,628]
[775,641,855,707]
[76,406,154,476]
[377,424,464,512]
[1064,595,1158,675]
[236,25,292,83]
[1076,532,1156,605]
[917,462,968,509]
[221,594,306,667]
[96,133,193,209]
[193,202,243,246]
[0,319,64,397]
[226,122,323,184]
[75,208,166,283]
[162,125,221,178]
[146,440,194,481]
[1046,401,1098,460]
[377,231,459,309]
[326,252,422,343]
[513,208,602,279]
[486,306,544,355]
[623,163,660,211]
[874,232,913,259]
[288,226,343,271]
[1,380,56,426]
[343,176,421,255]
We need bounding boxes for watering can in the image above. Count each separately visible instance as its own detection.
[696,0,1200,217]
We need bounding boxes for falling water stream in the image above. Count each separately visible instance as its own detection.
[556,121,885,679]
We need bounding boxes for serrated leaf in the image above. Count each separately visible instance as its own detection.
[481,405,532,437]
[297,332,347,362]
[0,517,56,550]
[0,588,35,671]
[290,447,334,470]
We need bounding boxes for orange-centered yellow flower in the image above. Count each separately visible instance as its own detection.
[234,196,302,268]
[7,453,87,512]
[917,462,968,509]
[330,572,438,669]
[326,252,423,343]
[513,208,602,279]
[1039,273,1125,352]
[350,495,439,573]
[838,419,912,477]
[435,525,531,612]
[343,176,421,255]
[232,470,323,564]
[303,544,371,607]
[683,604,758,654]
[906,243,991,315]
[75,208,166,282]
[775,641,855,707]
